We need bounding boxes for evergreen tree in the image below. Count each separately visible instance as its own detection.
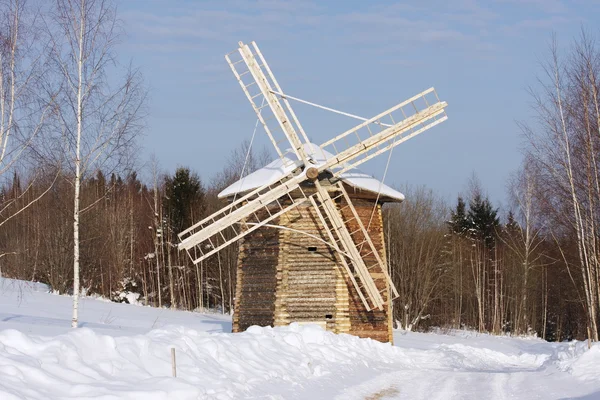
[126,172,142,193]
[11,171,21,198]
[505,211,520,237]
[448,196,469,235]
[467,193,500,248]
[164,167,205,234]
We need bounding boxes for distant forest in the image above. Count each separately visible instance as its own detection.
[0,0,599,341]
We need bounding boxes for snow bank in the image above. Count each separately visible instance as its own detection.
[2,279,600,399]
[0,324,399,399]
[2,323,600,400]
[556,342,600,381]
[0,277,50,294]
[569,345,600,380]
[0,277,231,337]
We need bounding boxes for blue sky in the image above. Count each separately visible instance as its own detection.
[118,0,599,206]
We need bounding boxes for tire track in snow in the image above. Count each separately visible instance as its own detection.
[337,368,598,400]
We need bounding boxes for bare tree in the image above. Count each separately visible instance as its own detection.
[0,0,58,231]
[385,186,448,331]
[149,155,162,307]
[49,0,145,327]
[523,33,600,341]
[502,163,546,334]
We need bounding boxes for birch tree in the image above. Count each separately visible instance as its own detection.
[502,164,545,334]
[50,0,145,327]
[0,0,57,231]
[523,34,600,341]
[384,186,448,331]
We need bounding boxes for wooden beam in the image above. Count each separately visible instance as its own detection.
[313,180,384,310]
[309,196,371,310]
[319,100,447,175]
[237,42,309,163]
[337,182,399,299]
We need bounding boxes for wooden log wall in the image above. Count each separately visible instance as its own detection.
[233,224,280,332]
[233,182,394,343]
[274,204,341,331]
[338,196,393,343]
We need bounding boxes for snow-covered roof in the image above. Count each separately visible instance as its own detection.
[218,143,405,202]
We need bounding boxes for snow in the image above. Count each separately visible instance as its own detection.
[1,277,600,399]
[219,143,405,202]
[0,277,230,337]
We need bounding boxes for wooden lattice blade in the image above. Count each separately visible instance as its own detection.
[312,180,385,311]
[226,41,309,165]
[178,172,308,264]
[318,88,448,176]
[335,182,399,300]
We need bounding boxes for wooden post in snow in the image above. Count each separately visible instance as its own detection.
[171,347,177,377]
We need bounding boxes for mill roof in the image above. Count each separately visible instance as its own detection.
[218,143,405,202]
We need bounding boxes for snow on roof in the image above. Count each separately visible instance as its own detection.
[218,143,405,202]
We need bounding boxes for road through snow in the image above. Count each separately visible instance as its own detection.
[254,330,600,400]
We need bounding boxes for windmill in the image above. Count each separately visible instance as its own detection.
[179,41,448,342]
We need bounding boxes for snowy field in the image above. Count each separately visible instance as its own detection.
[1,277,599,399]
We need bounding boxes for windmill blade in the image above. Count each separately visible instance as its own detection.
[308,196,371,310]
[178,172,308,264]
[335,182,399,300]
[226,41,310,165]
[311,179,386,311]
[317,88,448,176]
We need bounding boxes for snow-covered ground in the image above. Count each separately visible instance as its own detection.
[1,277,599,399]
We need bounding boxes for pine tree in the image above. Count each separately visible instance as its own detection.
[164,167,205,234]
[162,167,205,309]
[467,193,500,248]
[448,196,469,235]
[505,211,520,237]
[11,171,21,198]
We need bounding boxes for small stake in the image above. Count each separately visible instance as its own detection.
[171,347,177,378]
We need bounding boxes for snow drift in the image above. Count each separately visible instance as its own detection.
[0,324,397,399]
[1,278,600,399]
[1,324,599,399]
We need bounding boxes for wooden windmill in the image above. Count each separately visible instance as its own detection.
[179,41,448,342]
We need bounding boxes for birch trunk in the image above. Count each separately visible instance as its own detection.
[51,0,145,325]
[167,228,175,308]
[152,164,162,307]
[0,1,17,167]
[554,52,599,341]
[71,0,85,328]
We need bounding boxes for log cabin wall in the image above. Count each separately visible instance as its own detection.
[232,181,394,343]
[274,203,340,331]
[338,197,392,343]
[233,225,280,333]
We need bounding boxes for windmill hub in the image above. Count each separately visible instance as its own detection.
[306,167,319,181]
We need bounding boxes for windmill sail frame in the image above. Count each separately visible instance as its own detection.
[179,41,448,312]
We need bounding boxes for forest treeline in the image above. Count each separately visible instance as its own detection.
[385,33,600,341]
[0,135,596,342]
[0,144,267,313]
[0,0,599,341]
